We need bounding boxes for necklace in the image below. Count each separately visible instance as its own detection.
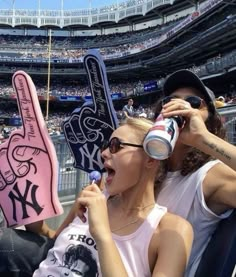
[111,203,155,233]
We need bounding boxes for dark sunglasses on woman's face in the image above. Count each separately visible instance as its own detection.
[101,137,143,154]
[162,95,203,109]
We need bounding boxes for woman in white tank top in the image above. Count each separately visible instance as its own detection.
[0,117,193,277]
[154,69,236,276]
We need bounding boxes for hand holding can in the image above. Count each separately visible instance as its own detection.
[143,114,184,160]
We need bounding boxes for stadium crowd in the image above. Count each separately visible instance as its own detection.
[1,76,236,103]
[0,79,137,98]
[0,103,156,142]
[0,17,184,61]
[0,92,235,144]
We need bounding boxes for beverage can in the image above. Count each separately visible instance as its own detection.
[143,114,182,160]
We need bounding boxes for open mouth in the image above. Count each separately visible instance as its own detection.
[104,164,115,185]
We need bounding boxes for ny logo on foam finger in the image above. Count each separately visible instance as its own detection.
[63,50,119,173]
[0,71,63,227]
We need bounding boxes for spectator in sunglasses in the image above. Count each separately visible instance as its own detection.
[0,117,193,277]
[153,69,236,277]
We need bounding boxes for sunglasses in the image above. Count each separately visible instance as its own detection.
[162,95,203,109]
[101,137,143,154]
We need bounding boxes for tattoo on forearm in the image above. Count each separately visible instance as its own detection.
[203,141,231,160]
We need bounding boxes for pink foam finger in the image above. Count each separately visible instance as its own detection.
[12,71,47,149]
[0,175,6,190]
[1,151,62,227]
[5,134,31,178]
[0,71,63,227]
[0,148,16,186]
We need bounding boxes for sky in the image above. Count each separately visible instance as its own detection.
[0,0,121,10]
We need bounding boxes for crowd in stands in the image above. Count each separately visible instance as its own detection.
[0,17,183,61]
[0,6,233,62]
[0,79,137,98]
[0,103,156,142]
[0,0,233,62]
[1,75,236,106]
[0,111,66,143]
[0,37,151,61]
[0,91,235,143]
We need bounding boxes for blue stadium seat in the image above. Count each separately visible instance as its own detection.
[195,210,236,277]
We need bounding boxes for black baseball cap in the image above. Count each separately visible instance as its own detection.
[163,69,216,114]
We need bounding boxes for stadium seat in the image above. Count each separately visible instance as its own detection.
[195,210,236,277]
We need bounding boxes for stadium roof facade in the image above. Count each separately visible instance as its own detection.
[0,0,201,28]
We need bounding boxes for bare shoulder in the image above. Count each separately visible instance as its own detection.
[203,161,236,211]
[151,212,193,276]
[206,162,236,178]
[204,162,236,193]
[159,212,193,236]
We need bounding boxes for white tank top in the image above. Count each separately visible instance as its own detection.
[156,160,233,277]
[33,204,167,277]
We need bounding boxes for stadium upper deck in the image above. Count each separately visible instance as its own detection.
[0,0,235,97]
[0,0,202,30]
[0,0,235,80]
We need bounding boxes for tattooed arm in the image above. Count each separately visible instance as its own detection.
[161,101,236,171]
[162,99,236,213]
[196,132,236,171]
